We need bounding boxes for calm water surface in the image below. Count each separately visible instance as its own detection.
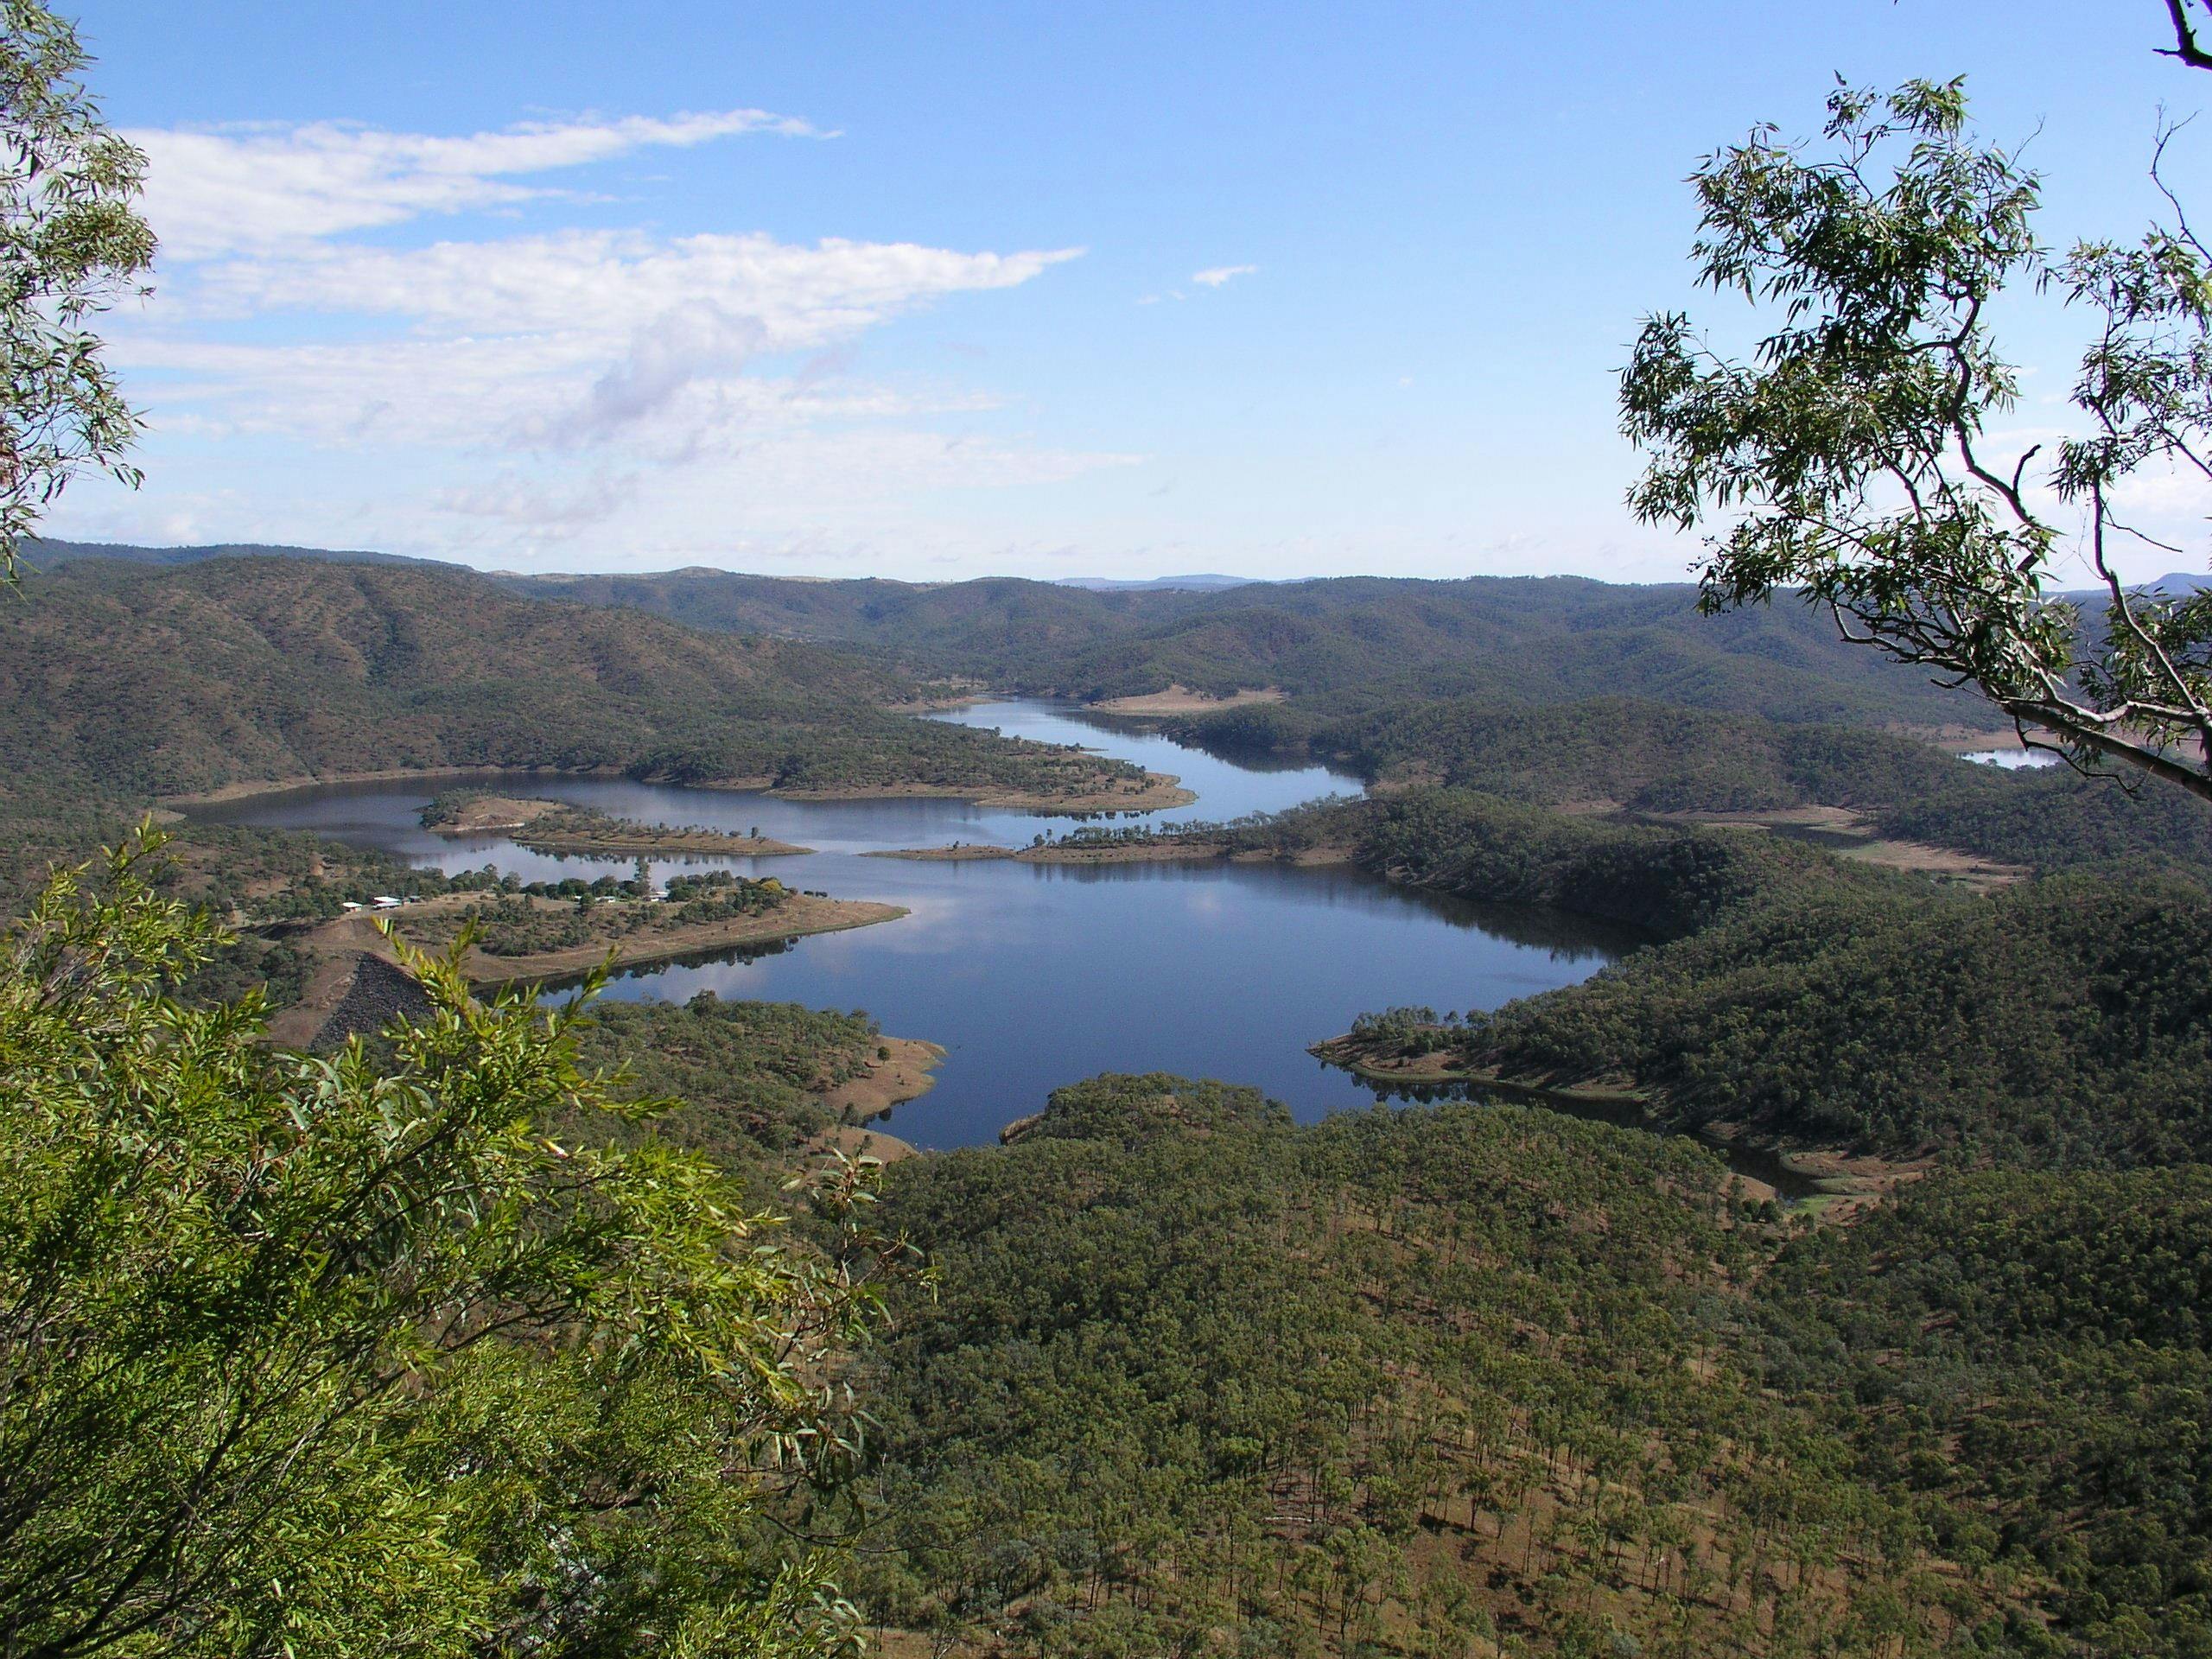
[194,702,1644,1150]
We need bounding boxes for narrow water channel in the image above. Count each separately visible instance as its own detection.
[192,702,1797,1184]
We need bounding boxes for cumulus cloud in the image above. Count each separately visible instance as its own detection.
[132,110,823,258]
[118,130,1084,459]
[86,105,1110,565]
[1191,264,1256,288]
[553,302,765,445]
[435,469,639,531]
[177,231,1081,347]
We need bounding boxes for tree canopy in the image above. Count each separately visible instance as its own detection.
[1623,70,2212,802]
[0,0,150,579]
[0,835,891,1656]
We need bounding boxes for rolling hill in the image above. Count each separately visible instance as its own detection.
[0,556,1144,808]
[34,540,2012,730]
[501,567,2010,729]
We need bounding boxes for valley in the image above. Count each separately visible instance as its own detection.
[16,547,2212,1659]
[188,699,1642,1153]
[15,15,2212,1658]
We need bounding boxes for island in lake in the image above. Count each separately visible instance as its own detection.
[393,874,905,987]
[421,791,815,856]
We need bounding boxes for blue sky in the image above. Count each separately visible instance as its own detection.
[48,1,2209,581]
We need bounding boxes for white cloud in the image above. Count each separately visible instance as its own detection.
[1191,264,1256,288]
[435,470,639,530]
[84,105,1112,567]
[117,331,1016,455]
[132,110,823,259]
[117,145,1084,460]
[176,230,1081,348]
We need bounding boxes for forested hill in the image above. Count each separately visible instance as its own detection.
[22,535,446,570]
[500,567,2006,730]
[1174,693,2212,872]
[0,556,1144,806]
[857,1075,2212,1655]
[34,539,2008,729]
[1298,787,2212,1166]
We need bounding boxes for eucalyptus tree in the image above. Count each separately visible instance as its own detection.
[1622,53,2212,801]
[0,835,893,1656]
[0,0,151,578]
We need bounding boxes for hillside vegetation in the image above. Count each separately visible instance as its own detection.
[0,556,1145,836]
[1451,866,2212,1166]
[849,1074,2199,1656]
[1293,788,2212,1166]
[1177,695,2212,873]
[503,568,2005,730]
[575,992,893,1161]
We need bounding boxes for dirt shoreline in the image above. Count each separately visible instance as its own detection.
[819,1035,947,1126]
[1643,804,2027,890]
[810,1123,923,1162]
[456,894,909,987]
[1086,685,1286,715]
[164,763,1196,815]
[1902,723,2026,753]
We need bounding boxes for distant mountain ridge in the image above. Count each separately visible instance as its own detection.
[498,566,2009,732]
[0,556,1138,808]
[30,538,2007,732]
[2052,570,2212,606]
[1053,574,1257,592]
[24,536,450,570]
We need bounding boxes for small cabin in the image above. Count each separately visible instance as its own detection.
[371,895,404,911]
[339,900,365,913]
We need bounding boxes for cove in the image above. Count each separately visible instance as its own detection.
[192,702,1641,1150]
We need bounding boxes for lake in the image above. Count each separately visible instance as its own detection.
[192,702,1643,1151]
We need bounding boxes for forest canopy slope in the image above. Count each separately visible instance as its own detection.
[1300,787,2212,1166]
[1182,694,2212,873]
[855,1072,2117,1656]
[501,567,2006,729]
[0,556,1146,806]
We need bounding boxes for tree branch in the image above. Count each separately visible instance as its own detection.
[2161,0,2212,72]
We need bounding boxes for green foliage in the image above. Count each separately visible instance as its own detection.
[1457,863,2212,1165]
[0,835,887,1656]
[160,822,480,923]
[0,555,1147,810]
[855,1072,2212,1655]
[1193,693,2212,873]
[0,1,154,578]
[1755,1167,2212,1654]
[1316,696,1968,813]
[1877,761,2212,871]
[1297,785,2212,1163]
[1342,786,1889,938]
[855,1074,1995,1656]
[575,992,887,1161]
[401,874,791,962]
[1624,75,2212,800]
